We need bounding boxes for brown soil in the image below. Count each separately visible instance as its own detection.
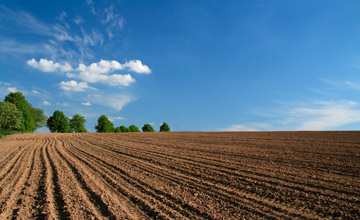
[0,131,359,219]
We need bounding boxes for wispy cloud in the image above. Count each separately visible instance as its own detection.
[74,16,84,25]
[102,6,124,39]
[89,93,136,111]
[222,123,272,131]
[81,102,91,106]
[108,116,125,122]
[291,100,360,130]
[42,100,51,106]
[222,100,360,131]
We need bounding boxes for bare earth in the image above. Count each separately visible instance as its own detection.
[0,132,359,219]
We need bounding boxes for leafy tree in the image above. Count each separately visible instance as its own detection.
[47,110,72,133]
[160,122,171,132]
[4,92,36,132]
[0,101,23,131]
[95,115,114,132]
[30,107,47,129]
[120,125,129,132]
[128,125,140,132]
[142,123,155,132]
[70,114,87,133]
[114,127,121,132]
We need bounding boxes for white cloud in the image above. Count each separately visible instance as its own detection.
[27,58,150,87]
[77,60,123,74]
[90,93,136,111]
[43,100,51,106]
[57,11,67,21]
[81,102,91,106]
[59,80,95,92]
[222,123,273,131]
[108,116,125,122]
[123,60,151,74]
[27,58,72,72]
[67,72,135,86]
[7,87,17,93]
[0,7,74,43]
[32,90,40,94]
[222,125,259,131]
[345,81,360,90]
[223,100,360,131]
[291,101,360,130]
[80,28,103,46]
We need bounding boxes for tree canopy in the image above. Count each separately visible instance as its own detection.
[128,125,140,132]
[160,122,171,132]
[4,92,36,132]
[70,114,87,133]
[30,107,48,129]
[142,123,155,132]
[0,101,23,131]
[95,115,114,132]
[47,110,72,133]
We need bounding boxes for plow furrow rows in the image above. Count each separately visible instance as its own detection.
[0,132,359,219]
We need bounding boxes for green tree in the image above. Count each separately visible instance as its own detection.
[142,123,155,132]
[120,125,129,132]
[95,115,114,132]
[0,101,23,131]
[128,125,140,132]
[47,110,72,133]
[70,114,87,133]
[30,107,47,129]
[160,122,171,132]
[4,92,36,132]
[114,127,121,132]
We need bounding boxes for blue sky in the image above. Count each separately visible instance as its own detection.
[1,0,360,132]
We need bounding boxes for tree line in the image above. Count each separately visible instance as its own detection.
[49,112,170,133]
[0,92,171,134]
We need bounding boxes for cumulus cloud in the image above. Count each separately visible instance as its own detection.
[67,72,135,86]
[77,60,123,74]
[59,80,95,92]
[123,60,151,74]
[27,58,72,72]
[43,100,51,106]
[81,102,91,106]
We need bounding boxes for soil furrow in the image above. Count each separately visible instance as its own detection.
[0,132,359,219]
[73,136,303,219]
[64,138,199,220]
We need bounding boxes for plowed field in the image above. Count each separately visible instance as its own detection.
[0,132,359,219]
